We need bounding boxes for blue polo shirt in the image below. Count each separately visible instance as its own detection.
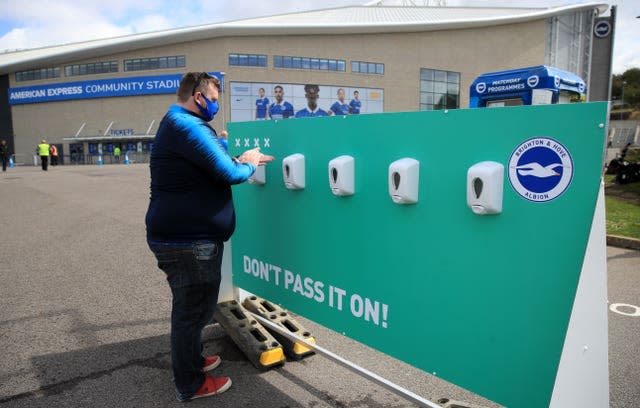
[255,97,269,119]
[295,107,329,118]
[330,101,350,116]
[146,104,256,242]
[269,101,295,119]
[349,99,362,114]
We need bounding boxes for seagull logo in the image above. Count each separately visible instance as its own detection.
[508,137,573,202]
[516,162,562,177]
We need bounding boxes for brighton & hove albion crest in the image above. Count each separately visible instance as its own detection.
[508,137,573,202]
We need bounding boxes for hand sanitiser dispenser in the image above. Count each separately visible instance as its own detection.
[282,153,305,190]
[388,158,420,204]
[328,155,355,196]
[248,165,266,185]
[466,161,504,215]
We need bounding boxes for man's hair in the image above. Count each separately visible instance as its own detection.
[337,88,344,94]
[354,90,359,95]
[274,85,283,92]
[304,84,319,93]
[177,72,220,102]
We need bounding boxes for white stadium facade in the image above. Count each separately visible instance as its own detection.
[0,2,615,164]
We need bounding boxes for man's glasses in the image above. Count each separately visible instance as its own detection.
[191,73,218,96]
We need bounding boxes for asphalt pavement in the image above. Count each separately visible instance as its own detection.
[0,164,637,408]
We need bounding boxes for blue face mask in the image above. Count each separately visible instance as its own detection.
[196,94,219,122]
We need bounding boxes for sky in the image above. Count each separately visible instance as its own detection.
[0,0,637,74]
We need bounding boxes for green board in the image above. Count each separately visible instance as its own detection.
[228,103,607,408]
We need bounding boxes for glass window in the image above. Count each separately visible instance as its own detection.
[124,56,184,71]
[447,71,460,84]
[273,55,344,72]
[230,53,266,67]
[16,66,61,82]
[446,94,459,109]
[420,80,434,92]
[434,93,446,108]
[434,82,447,93]
[351,60,383,75]
[420,68,460,110]
[434,70,447,82]
[421,69,434,81]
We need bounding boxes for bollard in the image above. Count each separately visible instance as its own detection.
[123,153,130,165]
[243,295,316,360]
[214,300,285,370]
[9,157,14,168]
[97,155,104,165]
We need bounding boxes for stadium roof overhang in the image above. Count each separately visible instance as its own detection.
[0,3,609,76]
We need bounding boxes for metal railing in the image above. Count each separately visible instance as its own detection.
[24,152,152,166]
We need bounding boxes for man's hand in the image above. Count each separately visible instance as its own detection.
[238,148,275,167]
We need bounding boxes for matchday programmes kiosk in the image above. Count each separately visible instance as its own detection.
[469,65,586,108]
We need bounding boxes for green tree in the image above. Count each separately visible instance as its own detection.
[612,68,640,108]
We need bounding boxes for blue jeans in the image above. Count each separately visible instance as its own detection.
[149,241,223,401]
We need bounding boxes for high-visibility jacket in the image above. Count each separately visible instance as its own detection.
[38,143,50,156]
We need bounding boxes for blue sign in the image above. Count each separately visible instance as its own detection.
[8,72,224,105]
[594,20,611,38]
[470,66,586,108]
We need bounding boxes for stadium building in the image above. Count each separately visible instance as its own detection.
[0,2,614,164]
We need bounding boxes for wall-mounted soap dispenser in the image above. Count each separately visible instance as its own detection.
[282,153,305,190]
[467,161,503,215]
[328,155,355,196]
[248,165,266,185]
[388,158,420,204]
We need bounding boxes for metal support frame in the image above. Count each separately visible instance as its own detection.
[250,312,443,408]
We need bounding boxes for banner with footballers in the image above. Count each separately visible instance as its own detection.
[229,81,384,122]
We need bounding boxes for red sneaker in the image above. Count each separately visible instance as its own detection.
[203,355,221,372]
[190,375,232,400]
